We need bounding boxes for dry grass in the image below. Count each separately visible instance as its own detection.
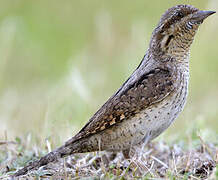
[0,133,217,179]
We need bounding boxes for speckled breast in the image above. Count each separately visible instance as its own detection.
[145,70,189,141]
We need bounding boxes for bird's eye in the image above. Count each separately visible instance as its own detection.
[176,11,184,18]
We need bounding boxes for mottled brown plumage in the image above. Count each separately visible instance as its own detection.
[14,5,215,177]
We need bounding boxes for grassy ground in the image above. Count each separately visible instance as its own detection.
[0,0,218,139]
[0,130,217,179]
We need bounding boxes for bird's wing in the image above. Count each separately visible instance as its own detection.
[68,66,176,144]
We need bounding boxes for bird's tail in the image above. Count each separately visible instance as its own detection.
[13,138,83,177]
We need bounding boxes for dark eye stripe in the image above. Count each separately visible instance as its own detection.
[171,11,185,23]
[177,12,184,18]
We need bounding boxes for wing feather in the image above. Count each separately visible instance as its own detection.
[67,66,176,144]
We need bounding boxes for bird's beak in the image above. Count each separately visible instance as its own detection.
[191,10,216,24]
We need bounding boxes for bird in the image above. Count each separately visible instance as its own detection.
[14,4,215,177]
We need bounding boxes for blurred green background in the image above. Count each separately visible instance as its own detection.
[0,0,217,146]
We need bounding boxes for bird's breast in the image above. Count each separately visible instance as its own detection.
[144,69,189,140]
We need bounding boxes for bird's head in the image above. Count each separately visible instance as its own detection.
[149,5,215,60]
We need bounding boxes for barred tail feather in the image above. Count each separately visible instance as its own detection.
[13,138,82,177]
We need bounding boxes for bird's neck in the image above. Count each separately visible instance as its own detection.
[168,34,193,73]
[149,33,193,73]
